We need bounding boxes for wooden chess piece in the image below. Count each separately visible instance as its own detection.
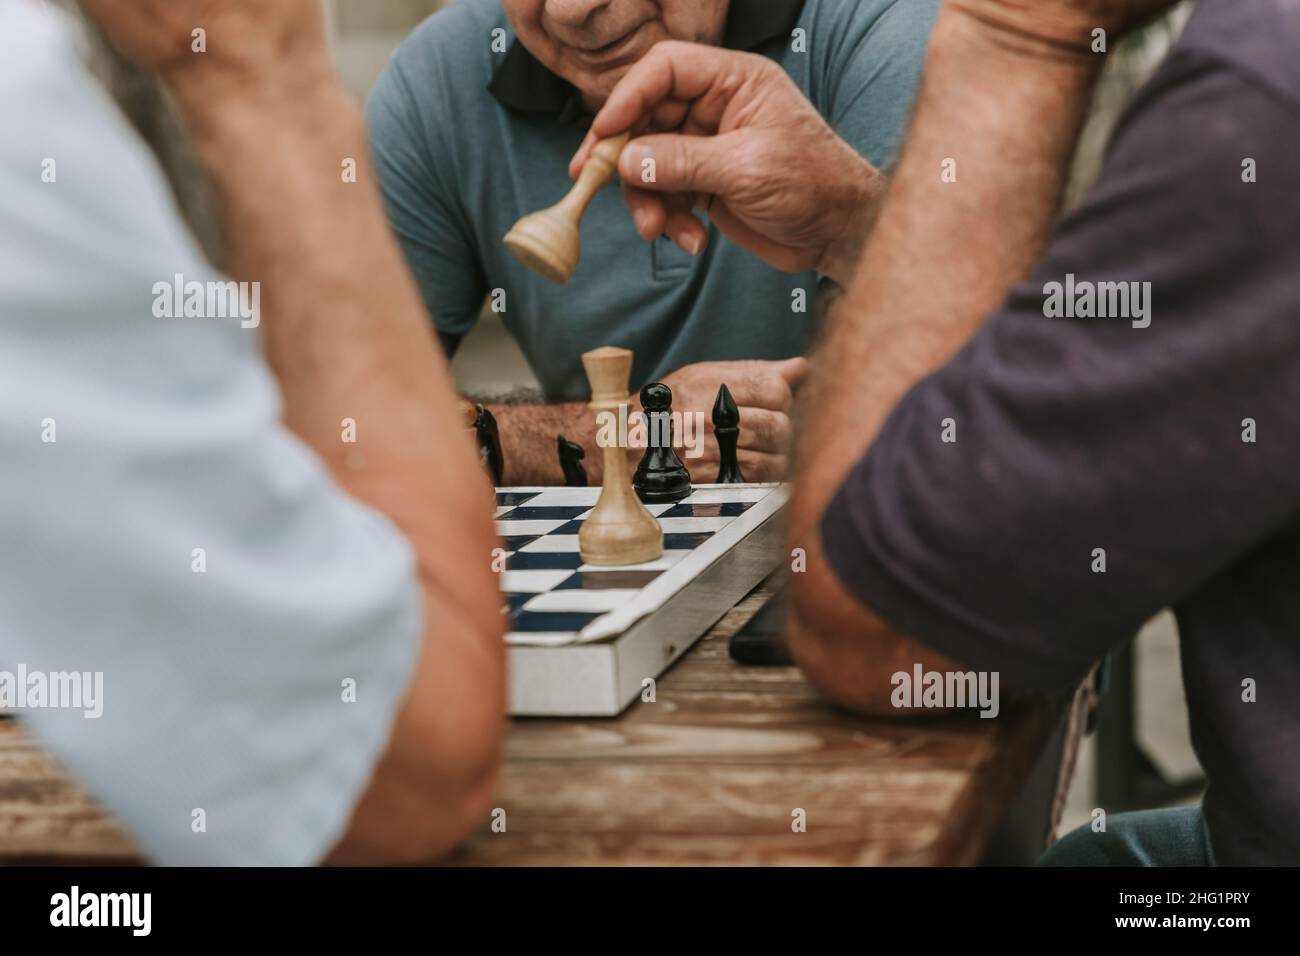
[713,383,745,484]
[503,132,631,284]
[460,400,504,486]
[579,347,663,565]
[633,382,691,503]
[556,434,588,487]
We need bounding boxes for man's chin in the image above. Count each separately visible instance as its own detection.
[563,29,668,105]
[561,64,632,111]
[587,63,635,98]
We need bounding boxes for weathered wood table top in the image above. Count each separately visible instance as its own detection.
[0,577,1063,866]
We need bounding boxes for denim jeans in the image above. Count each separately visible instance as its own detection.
[1039,805,1215,866]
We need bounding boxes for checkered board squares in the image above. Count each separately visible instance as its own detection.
[495,484,787,647]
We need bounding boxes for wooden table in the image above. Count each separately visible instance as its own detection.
[0,577,1066,866]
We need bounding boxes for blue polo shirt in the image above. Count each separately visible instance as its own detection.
[367,0,938,400]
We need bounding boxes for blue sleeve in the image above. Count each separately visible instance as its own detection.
[820,60,1300,689]
[367,56,488,340]
[814,0,940,169]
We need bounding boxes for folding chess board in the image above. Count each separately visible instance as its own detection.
[496,483,789,716]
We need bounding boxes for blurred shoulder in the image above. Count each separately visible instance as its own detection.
[797,0,939,104]
[0,1,82,93]
[1170,0,1300,114]
[368,0,512,144]
[799,0,940,46]
[384,0,510,86]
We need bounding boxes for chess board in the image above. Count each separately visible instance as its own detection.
[496,483,789,716]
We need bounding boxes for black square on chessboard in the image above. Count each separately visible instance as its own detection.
[510,610,603,632]
[658,501,753,519]
[505,551,584,571]
[501,535,540,552]
[554,569,664,590]
[500,506,590,521]
[664,532,716,550]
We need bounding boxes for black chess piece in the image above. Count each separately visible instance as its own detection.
[632,382,692,503]
[472,404,504,486]
[712,383,745,484]
[556,434,588,487]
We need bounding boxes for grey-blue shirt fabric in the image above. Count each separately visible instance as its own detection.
[822,0,1300,865]
[367,0,939,400]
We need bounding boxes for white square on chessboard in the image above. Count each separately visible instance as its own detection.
[572,502,675,520]
[495,519,568,537]
[499,569,574,593]
[519,535,581,553]
[510,488,597,507]
[522,589,641,613]
[505,631,580,647]
[578,550,689,572]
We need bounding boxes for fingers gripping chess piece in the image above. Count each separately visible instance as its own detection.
[503,133,630,284]
[579,347,664,566]
[712,383,745,484]
[632,383,692,504]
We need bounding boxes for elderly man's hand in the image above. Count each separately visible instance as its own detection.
[570,42,884,287]
[79,0,329,89]
[661,357,806,484]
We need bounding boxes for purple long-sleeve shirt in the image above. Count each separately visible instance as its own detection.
[823,0,1300,865]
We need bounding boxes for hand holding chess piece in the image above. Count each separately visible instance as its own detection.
[579,347,664,565]
[573,44,887,285]
[504,133,631,284]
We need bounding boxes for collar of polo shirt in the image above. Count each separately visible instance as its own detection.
[488,0,807,125]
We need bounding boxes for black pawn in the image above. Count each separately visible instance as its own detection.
[633,383,692,503]
[556,434,588,487]
[712,383,744,484]
[472,404,504,486]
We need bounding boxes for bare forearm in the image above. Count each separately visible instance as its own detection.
[786,6,1101,706]
[793,9,1100,531]
[817,159,888,287]
[490,401,586,486]
[169,66,500,625]
[169,66,506,859]
[489,400,610,485]
[73,0,504,864]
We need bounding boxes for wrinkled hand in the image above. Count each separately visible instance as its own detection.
[657,358,807,484]
[570,43,882,285]
[78,0,327,83]
[948,0,1184,55]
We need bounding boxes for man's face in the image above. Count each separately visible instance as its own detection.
[503,0,729,109]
